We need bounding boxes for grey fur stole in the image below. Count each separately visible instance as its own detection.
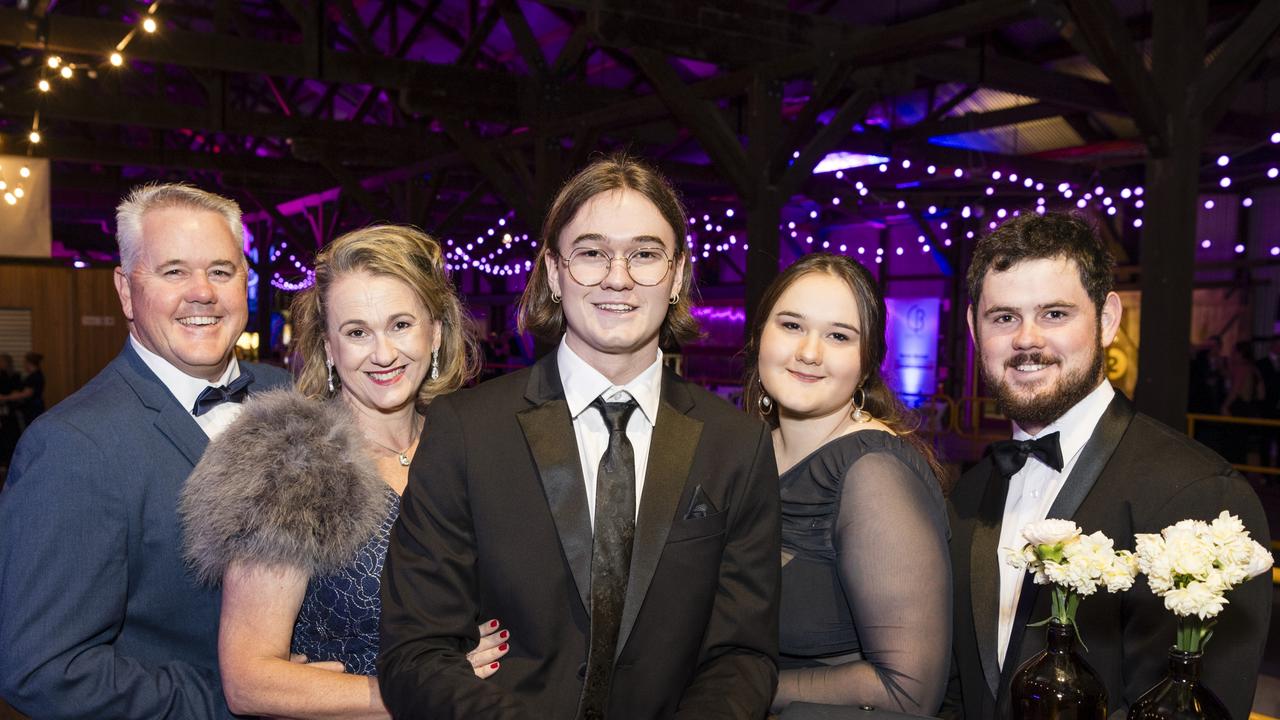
[180,389,387,586]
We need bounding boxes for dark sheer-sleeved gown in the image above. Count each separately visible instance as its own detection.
[777,430,951,716]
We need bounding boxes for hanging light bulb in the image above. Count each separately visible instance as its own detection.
[3,193,15,206]
[60,66,73,79]
[142,16,158,33]
[18,166,29,178]
[28,130,41,144]
[46,56,61,69]
[37,79,50,92]
[13,188,23,199]
[109,52,124,67]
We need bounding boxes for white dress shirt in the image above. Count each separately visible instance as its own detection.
[996,379,1115,667]
[130,335,245,440]
[557,340,663,525]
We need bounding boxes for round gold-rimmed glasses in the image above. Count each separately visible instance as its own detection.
[559,247,674,287]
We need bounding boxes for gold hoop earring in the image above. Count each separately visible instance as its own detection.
[551,291,561,304]
[669,294,679,305]
[851,386,870,423]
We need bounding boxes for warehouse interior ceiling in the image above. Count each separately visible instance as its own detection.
[0,0,1276,294]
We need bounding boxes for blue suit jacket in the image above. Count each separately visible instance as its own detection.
[0,343,290,719]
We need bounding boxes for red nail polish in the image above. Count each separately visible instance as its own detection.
[490,662,500,669]
[499,630,509,639]
[499,643,508,652]
[489,620,498,628]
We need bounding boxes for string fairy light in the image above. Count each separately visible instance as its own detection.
[25,2,163,149]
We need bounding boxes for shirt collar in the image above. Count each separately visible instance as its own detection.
[1012,379,1115,466]
[557,340,663,426]
[129,334,240,415]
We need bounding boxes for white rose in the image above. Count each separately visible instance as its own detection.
[1103,551,1139,592]
[1002,545,1029,571]
[1203,568,1232,594]
[1169,519,1210,535]
[1163,581,1227,620]
[1064,531,1111,558]
[1043,560,1072,587]
[1135,533,1165,566]
[1214,537,1256,568]
[1242,540,1274,580]
[1164,528,1214,578]
[1208,511,1246,541]
[1144,554,1175,595]
[1022,519,1081,546]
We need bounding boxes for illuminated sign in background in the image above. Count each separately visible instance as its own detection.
[884,297,940,406]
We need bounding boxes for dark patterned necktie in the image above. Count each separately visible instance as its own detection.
[191,367,255,417]
[988,431,1064,478]
[578,396,639,720]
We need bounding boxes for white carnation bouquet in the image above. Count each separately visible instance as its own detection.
[1134,511,1272,652]
[1004,519,1139,627]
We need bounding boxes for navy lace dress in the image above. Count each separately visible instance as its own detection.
[290,485,400,675]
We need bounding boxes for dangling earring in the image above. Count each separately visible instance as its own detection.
[669,293,679,305]
[758,393,773,413]
[430,348,440,381]
[551,291,561,303]
[326,357,336,394]
[851,386,870,423]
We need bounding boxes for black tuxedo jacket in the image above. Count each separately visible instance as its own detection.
[943,392,1270,719]
[379,353,781,719]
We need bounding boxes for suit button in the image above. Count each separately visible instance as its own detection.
[577,662,588,680]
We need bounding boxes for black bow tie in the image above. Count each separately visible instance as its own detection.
[988,431,1064,478]
[192,368,255,417]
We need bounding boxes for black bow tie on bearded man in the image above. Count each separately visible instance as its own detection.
[192,367,255,417]
[988,431,1064,479]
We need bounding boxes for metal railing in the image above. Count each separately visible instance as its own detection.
[1186,413,1280,477]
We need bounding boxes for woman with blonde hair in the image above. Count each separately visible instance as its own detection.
[744,253,951,716]
[181,225,506,719]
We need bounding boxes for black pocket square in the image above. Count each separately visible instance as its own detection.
[684,485,717,519]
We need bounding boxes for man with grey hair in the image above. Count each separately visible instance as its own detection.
[0,183,289,718]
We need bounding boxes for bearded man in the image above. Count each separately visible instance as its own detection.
[941,212,1269,718]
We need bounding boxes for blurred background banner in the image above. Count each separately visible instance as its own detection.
[0,155,50,258]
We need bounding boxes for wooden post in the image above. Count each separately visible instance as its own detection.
[1135,0,1206,426]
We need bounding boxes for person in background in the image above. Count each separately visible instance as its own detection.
[1255,337,1280,465]
[0,182,292,719]
[182,225,506,719]
[0,354,17,475]
[1257,338,1280,419]
[944,212,1269,718]
[743,253,950,716]
[0,352,45,430]
[1222,340,1265,418]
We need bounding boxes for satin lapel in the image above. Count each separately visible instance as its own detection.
[969,460,1009,699]
[517,355,593,612]
[616,374,701,657]
[1045,392,1135,522]
[518,403,592,613]
[113,344,208,466]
